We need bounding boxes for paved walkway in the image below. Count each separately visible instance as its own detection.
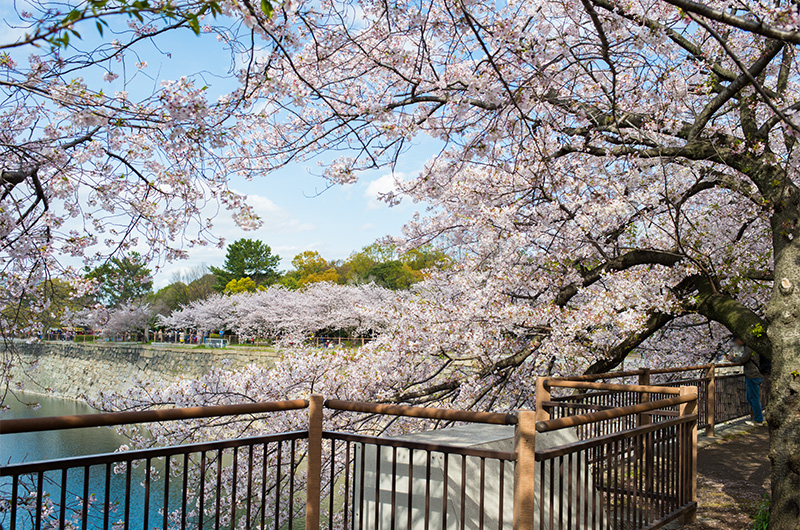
[677,419,771,529]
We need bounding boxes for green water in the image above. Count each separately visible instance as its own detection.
[1,392,125,464]
[0,394,160,530]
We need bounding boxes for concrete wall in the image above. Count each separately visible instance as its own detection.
[356,424,516,530]
[6,341,278,401]
[355,425,606,530]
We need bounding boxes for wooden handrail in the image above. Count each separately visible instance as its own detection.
[534,414,698,459]
[551,363,742,381]
[0,399,309,434]
[324,399,518,424]
[536,393,696,433]
[543,379,683,394]
[549,369,643,381]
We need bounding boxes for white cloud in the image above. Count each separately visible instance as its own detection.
[202,191,314,238]
[245,194,316,233]
[364,172,406,210]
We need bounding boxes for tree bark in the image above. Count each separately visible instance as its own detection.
[766,199,800,528]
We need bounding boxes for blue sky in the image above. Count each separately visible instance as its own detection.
[1,5,436,288]
[158,159,428,289]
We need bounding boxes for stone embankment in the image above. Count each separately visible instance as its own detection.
[6,341,279,401]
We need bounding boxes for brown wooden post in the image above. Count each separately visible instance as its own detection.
[306,394,324,530]
[638,368,655,507]
[535,377,551,421]
[513,410,536,530]
[679,386,698,524]
[638,368,651,427]
[705,364,716,437]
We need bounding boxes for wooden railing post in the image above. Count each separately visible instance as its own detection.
[306,395,323,530]
[638,368,651,427]
[679,386,698,524]
[637,368,655,502]
[535,377,551,421]
[705,364,716,437]
[513,410,536,530]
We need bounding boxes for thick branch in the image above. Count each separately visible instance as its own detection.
[584,312,676,374]
[685,39,784,141]
[687,16,800,139]
[0,168,32,188]
[660,0,800,45]
[555,249,684,307]
[681,274,772,357]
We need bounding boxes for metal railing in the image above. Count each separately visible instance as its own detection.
[1,401,310,530]
[319,400,518,530]
[530,378,698,529]
[548,363,765,437]
[0,376,713,530]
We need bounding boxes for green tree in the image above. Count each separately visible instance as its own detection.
[185,273,216,302]
[153,282,188,311]
[0,278,83,334]
[209,239,281,290]
[401,246,451,278]
[279,250,340,287]
[223,277,258,294]
[340,243,395,284]
[85,253,153,307]
[364,260,416,290]
[150,268,215,313]
[341,243,450,287]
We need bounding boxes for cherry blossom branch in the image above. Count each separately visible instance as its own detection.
[686,39,784,141]
[660,0,800,45]
[589,0,736,82]
[585,312,676,374]
[554,249,684,307]
[681,274,772,356]
[686,14,800,138]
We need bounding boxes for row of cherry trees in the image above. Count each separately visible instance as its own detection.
[158,281,401,341]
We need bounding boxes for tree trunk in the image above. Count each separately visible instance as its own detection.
[766,202,800,528]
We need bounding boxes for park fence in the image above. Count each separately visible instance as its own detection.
[1,375,717,530]
[550,363,768,436]
[4,359,764,530]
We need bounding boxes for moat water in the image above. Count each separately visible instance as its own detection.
[1,393,167,530]
[1,392,124,464]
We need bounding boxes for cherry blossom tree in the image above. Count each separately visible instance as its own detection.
[67,301,153,340]
[158,282,400,341]
[199,0,796,523]
[7,0,800,522]
[101,301,154,339]
[1,0,266,342]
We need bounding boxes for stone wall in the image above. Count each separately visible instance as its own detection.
[6,341,278,401]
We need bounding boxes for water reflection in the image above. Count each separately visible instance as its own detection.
[1,393,125,464]
[0,393,174,530]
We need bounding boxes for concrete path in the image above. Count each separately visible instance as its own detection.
[676,419,770,529]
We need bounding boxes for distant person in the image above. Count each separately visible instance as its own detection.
[726,336,765,425]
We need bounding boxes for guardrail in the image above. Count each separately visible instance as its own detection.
[1,400,309,530]
[1,383,702,530]
[548,363,765,437]
[530,378,698,528]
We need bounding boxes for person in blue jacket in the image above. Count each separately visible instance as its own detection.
[726,336,765,425]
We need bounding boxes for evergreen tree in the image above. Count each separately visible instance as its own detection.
[210,239,281,290]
